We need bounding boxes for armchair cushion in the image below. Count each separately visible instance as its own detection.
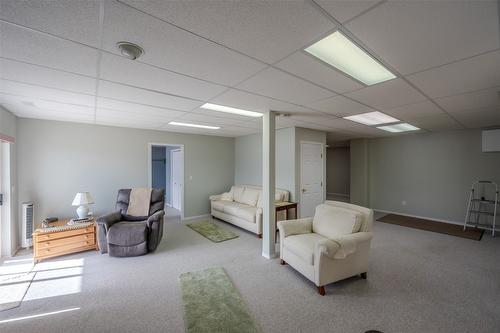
[284,233,326,265]
[313,204,362,239]
[278,218,313,238]
[107,221,148,246]
[220,192,233,201]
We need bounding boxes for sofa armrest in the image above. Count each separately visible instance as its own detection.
[209,194,222,201]
[147,210,165,228]
[278,218,313,238]
[96,211,122,230]
[329,232,373,259]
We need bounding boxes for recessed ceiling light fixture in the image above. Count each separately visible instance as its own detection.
[117,41,144,60]
[377,123,420,133]
[201,103,263,117]
[168,121,220,129]
[304,31,396,85]
[343,111,399,126]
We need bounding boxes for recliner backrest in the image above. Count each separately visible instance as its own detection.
[115,188,165,217]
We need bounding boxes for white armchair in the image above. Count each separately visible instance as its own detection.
[278,201,373,295]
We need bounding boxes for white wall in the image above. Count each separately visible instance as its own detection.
[326,147,350,196]
[351,129,500,223]
[0,106,18,256]
[16,119,235,229]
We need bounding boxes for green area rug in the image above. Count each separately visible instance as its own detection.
[179,267,260,333]
[187,220,239,243]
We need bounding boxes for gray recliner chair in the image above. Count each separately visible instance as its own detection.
[97,189,165,257]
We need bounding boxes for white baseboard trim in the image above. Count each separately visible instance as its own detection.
[261,252,278,259]
[374,209,463,226]
[327,192,350,198]
[181,214,210,222]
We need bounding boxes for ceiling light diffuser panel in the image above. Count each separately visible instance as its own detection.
[201,103,263,117]
[168,121,220,129]
[343,111,399,125]
[305,31,396,85]
[377,123,420,133]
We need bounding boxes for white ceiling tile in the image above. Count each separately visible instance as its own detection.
[407,51,500,98]
[121,0,335,63]
[232,118,263,130]
[315,0,382,23]
[307,95,374,116]
[320,118,384,135]
[0,0,101,47]
[0,80,95,107]
[99,53,226,102]
[434,87,500,114]
[0,95,94,115]
[280,111,335,126]
[0,58,97,95]
[96,108,177,123]
[346,1,499,74]
[97,80,201,111]
[345,78,426,110]
[0,23,99,77]
[97,98,185,120]
[102,1,266,86]
[405,113,463,132]
[236,68,334,105]
[192,107,259,122]
[383,100,444,119]
[209,89,297,114]
[275,51,363,93]
[95,118,161,131]
[452,107,500,129]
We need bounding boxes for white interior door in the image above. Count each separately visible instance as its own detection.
[300,142,324,218]
[0,143,3,253]
[171,149,183,211]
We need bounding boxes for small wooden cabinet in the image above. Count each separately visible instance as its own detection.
[33,219,99,263]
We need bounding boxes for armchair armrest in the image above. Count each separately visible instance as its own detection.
[147,210,165,228]
[329,232,373,259]
[315,238,341,259]
[96,211,122,230]
[278,218,313,238]
[209,194,222,201]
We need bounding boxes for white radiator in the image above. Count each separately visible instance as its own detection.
[21,202,34,248]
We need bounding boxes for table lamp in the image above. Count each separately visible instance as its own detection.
[72,192,94,218]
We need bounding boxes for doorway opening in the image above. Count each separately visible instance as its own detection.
[326,144,351,203]
[149,143,184,219]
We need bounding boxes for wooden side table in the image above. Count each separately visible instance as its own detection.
[275,201,298,224]
[33,219,99,263]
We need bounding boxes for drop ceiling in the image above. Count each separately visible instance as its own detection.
[0,0,499,143]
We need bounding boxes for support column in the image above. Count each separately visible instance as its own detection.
[262,111,276,259]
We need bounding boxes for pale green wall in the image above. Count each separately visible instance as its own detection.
[351,129,500,223]
[234,127,296,200]
[16,119,235,226]
[0,106,18,256]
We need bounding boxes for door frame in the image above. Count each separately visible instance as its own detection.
[299,140,325,218]
[170,148,183,211]
[148,143,184,220]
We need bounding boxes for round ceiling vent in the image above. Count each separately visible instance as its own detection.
[116,41,144,60]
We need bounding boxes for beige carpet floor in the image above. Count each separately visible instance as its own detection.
[0,211,499,333]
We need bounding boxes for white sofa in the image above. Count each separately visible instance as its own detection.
[210,185,290,237]
[278,200,373,295]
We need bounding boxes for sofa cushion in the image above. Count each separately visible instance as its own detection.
[107,221,148,246]
[238,188,260,206]
[231,186,246,203]
[212,200,234,212]
[223,202,257,222]
[313,204,362,239]
[284,233,326,265]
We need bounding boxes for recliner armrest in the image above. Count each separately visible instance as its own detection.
[96,211,122,230]
[278,218,313,238]
[147,210,165,228]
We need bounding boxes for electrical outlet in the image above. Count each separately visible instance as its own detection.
[189,175,193,181]
[402,200,407,206]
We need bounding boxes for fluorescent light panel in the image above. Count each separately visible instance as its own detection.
[168,121,220,129]
[201,103,263,117]
[305,31,396,85]
[344,111,399,126]
[377,123,420,133]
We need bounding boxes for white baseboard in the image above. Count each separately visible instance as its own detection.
[327,192,350,198]
[374,209,463,226]
[261,252,278,259]
[181,214,210,222]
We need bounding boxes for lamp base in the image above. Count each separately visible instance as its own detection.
[76,205,89,219]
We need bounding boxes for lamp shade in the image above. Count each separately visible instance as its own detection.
[72,192,94,206]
